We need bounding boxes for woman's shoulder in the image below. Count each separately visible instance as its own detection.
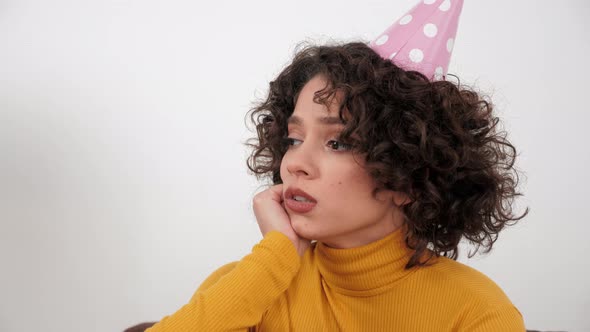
[191,261,239,298]
[416,257,524,328]
[419,256,514,305]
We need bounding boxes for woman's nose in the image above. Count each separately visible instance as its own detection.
[284,141,316,178]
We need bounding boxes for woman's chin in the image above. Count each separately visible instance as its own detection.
[290,215,320,241]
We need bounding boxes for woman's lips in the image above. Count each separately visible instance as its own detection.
[284,186,317,213]
[284,187,317,202]
[285,198,316,213]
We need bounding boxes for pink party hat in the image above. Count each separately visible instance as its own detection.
[369,0,464,81]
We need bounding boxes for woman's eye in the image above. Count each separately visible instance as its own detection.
[282,137,351,152]
[282,137,302,147]
[327,140,351,151]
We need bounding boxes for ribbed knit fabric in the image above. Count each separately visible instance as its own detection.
[146,228,525,331]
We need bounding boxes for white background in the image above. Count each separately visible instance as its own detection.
[1,0,588,331]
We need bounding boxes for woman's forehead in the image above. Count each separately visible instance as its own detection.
[291,75,351,127]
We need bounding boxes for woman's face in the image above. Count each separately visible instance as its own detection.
[280,74,407,248]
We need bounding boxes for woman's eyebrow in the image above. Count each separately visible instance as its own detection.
[287,115,345,126]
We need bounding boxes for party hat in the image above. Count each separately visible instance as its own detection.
[369,0,464,81]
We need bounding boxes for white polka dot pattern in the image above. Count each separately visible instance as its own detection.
[375,35,389,46]
[369,0,465,81]
[447,38,454,52]
[439,0,451,12]
[399,15,413,25]
[434,66,444,80]
[409,49,424,63]
[423,23,438,37]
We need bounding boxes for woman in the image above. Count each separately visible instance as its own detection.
[145,1,528,330]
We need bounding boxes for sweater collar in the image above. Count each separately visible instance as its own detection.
[314,227,417,296]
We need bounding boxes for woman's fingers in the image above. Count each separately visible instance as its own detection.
[253,184,310,256]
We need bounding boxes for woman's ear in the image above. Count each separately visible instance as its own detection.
[392,191,412,207]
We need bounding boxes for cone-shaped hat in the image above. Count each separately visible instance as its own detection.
[369,0,464,81]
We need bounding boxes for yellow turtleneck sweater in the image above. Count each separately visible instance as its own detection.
[146,228,524,331]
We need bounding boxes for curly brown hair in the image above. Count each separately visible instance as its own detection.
[244,41,529,268]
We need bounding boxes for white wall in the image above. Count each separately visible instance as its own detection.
[0,0,588,331]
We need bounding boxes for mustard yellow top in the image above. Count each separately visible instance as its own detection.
[146,228,524,331]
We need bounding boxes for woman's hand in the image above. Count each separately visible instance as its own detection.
[253,184,311,256]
